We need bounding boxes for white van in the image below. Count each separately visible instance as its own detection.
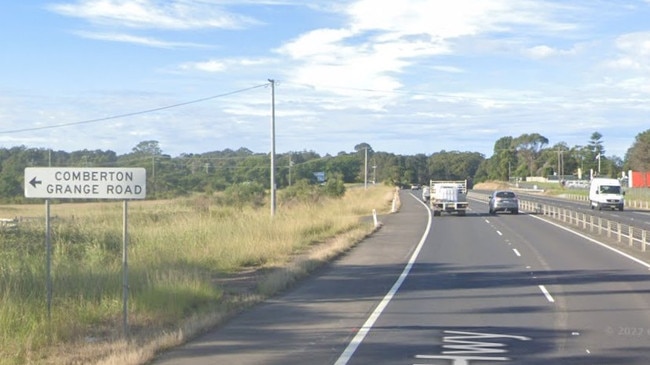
[589,177,625,211]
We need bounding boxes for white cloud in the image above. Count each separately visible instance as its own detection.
[178,57,276,73]
[180,60,227,73]
[605,31,650,71]
[74,30,208,48]
[523,43,582,59]
[431,65,464,73]
[48,0,259,29]
[274,0,581,98]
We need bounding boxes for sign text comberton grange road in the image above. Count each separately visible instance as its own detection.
[24,167,146,199]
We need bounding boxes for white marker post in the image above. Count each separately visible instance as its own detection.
[24,167,146,337]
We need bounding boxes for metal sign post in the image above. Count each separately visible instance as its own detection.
[24,167,146,337]
[122,200,129,336]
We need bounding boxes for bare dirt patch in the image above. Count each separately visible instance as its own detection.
[473,181,510,190]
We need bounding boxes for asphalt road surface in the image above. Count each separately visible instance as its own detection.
[153,190,650,364]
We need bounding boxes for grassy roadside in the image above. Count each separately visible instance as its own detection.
[0,185,398,365]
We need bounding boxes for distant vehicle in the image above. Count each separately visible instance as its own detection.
[429,180,468,216]
[589,177,624,211]
[488,190,519,214]
[421,186,430,202]
[565,180,589,189]
[411,184,420,190]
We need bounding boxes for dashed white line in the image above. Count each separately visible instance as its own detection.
[538,285,555,303]
[512,248,521,257]
[496,230,503,236]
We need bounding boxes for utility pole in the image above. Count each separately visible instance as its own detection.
[364,147,368,190]
[288,155,293,186]
[557,146,564,184]
[269,79,276,217]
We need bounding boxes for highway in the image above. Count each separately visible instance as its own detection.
[153,190,650,364]
[473,188,650,232]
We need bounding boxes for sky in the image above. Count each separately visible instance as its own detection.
[2,0,650,159]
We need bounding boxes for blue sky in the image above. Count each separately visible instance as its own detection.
[2,1,650,159]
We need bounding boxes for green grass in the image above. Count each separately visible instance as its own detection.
[0,185,396,364]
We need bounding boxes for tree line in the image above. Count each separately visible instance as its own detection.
[1,129,649,202]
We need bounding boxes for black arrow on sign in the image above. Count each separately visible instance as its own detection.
[29,177,42,188]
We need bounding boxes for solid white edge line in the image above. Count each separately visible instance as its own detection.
[526,211,650,269]
[334,194,432,365]
[538,285,555,303]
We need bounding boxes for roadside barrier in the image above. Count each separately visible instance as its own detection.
[519,199,649,252]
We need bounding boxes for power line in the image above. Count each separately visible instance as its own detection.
[0,83,270,134]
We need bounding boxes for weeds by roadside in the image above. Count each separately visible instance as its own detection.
[0,184,395,365]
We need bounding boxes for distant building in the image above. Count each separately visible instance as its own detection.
[313,171,325,183]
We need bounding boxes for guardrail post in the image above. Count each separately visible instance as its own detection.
[598,217,602,235]
[629,226,634,247]
[607,220,611,238]
[641,229,648,252]
[575,212,580,227]
[582,213,586,229]
[589,215,594,232]
[617,222,622,243]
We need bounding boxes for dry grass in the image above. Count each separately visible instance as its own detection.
[0,185,397,365]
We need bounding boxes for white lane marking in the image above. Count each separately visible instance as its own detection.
[526,212,650,269]
[538,285,555,303]
[334,194,432,365]
[513,248,521,257]
[496,230,503,236]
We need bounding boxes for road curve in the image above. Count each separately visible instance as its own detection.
[152,190,650,364]
[152,189,431,365]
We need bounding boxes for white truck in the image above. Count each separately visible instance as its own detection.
[589,177,625,211]
[429,180,468,216]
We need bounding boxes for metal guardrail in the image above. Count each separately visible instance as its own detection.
[470,193,650,253]
[560,194,650,210]
[518,199,649,252]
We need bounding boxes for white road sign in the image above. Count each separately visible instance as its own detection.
[24,167,147,199]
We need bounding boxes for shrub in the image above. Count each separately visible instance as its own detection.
[221,182,266,208]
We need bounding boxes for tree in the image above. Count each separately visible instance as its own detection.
[132,140,163,156]
[325,154,360,183]
[625,129,650,173]
[513,133,548,176]
[586,131,605,175]
[354,143,373,182]
[427,151,484,181]
[490,136,516,181]
[353,142,373,154]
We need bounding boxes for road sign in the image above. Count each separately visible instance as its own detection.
[24,167,147,199]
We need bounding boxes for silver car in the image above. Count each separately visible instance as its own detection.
[488,190,519,214]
